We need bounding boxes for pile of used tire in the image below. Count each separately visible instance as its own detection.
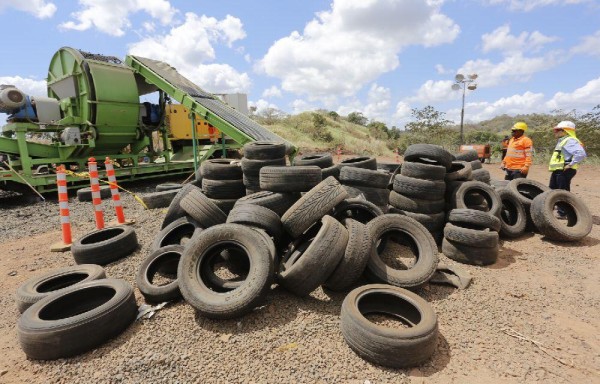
[15,142,593,368]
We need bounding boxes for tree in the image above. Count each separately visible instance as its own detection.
[347,111,368,126]
[312,113,326,129]
[328,111,339,121]
[367,121,389,140]
[257,107,286,125]
[404,106,453,132]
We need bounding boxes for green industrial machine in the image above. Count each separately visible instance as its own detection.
[0,47,294,195]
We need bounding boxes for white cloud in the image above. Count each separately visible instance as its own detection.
[60,0,177,36]
[249,99,280,114]
[447,91,546,123]
[409,80,458,103]
[290,99,317,115]
[482,25,558,54]
[189,64,251,94]
[0,76,47,96]
[459,52,564,88]
[546,77,600,110]
[258,0,459,100]
[571,30,600,57]
[262,86,282,98]
[483,0,591,12]
[435,64,453,75]
[129,13,250,93]
[363,84,392,122]
[393,101,412,126]
[0,0,56,19]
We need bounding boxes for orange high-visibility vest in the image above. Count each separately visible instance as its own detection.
[503,135,533,170]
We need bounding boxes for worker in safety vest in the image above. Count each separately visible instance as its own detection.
[501,122,533,180]
[501,136,510,160]
[549,121,586,192]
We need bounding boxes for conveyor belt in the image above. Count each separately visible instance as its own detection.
[130,56,290,146]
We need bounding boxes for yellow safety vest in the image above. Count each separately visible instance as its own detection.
[549,136,581,171]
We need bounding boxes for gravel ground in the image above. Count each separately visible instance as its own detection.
[0,163,599,384]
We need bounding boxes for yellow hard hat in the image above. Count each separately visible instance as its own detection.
[512,122,528,131]
[554,120,576,131]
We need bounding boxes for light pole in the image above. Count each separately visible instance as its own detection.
[452,73,478,145]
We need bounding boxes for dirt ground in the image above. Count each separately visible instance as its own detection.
[0,160,599,383]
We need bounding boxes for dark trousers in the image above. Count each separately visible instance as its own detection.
[504,169,527,180]
[549,168,577,191]
[501,149,507,160]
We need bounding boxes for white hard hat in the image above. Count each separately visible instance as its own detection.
[554,121,576,130]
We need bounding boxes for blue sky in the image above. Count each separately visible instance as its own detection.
[1,0,599,128]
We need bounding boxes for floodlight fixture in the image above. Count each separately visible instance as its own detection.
[452,72,479,145]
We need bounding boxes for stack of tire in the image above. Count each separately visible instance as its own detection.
[442,208,501,266]
[388,144,450,242]
[15,265,137,360]
[293,153,339,179]
[200,158,245,214]
[241,141,287,194]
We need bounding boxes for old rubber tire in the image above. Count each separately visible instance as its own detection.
[340,167,390,188]
[472,168,491,184]
[234,191,299,217]
[200,159,242,180]
[15,265,106,313]
[152,216,202,252]
[293,153,333,168]
[332,198,384,224]
[443,223,499,248]
[241,157,286,176]
[453,181,501,217]
[17,279,137,360]
[226,204,283,240]
[403,144,453,171]
[444,161,472,182]
[337,156,377,170]
[202,178,245,199]
[498,189,527,238]
[178,224,274,319]
[281,176,348,239]
[155,183,182,192]
[389,191,445,215]
[279,216,349,296]
[340,284,438,368]
[343,185,390,208]
[442,238,498,266]
[365,214,438,289]
[378,162,400,174]
[322,165,340,180]
[470,160,483,170]
[76,185,111,202]
[324,219,373,291]
[388,209,446,232]
[455,149,479,162]
[141,189,179,209]
[161,184,199,229]
[243,141,286,160]
[259,166,322,192]
[530,190,592,242]
[393,174,445,201]
[136,245,184,303]
[400,161,446,181]
[448,208,501,232]
[72,226,138,265]
[180,188,227,228]
[508,179,550,209]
